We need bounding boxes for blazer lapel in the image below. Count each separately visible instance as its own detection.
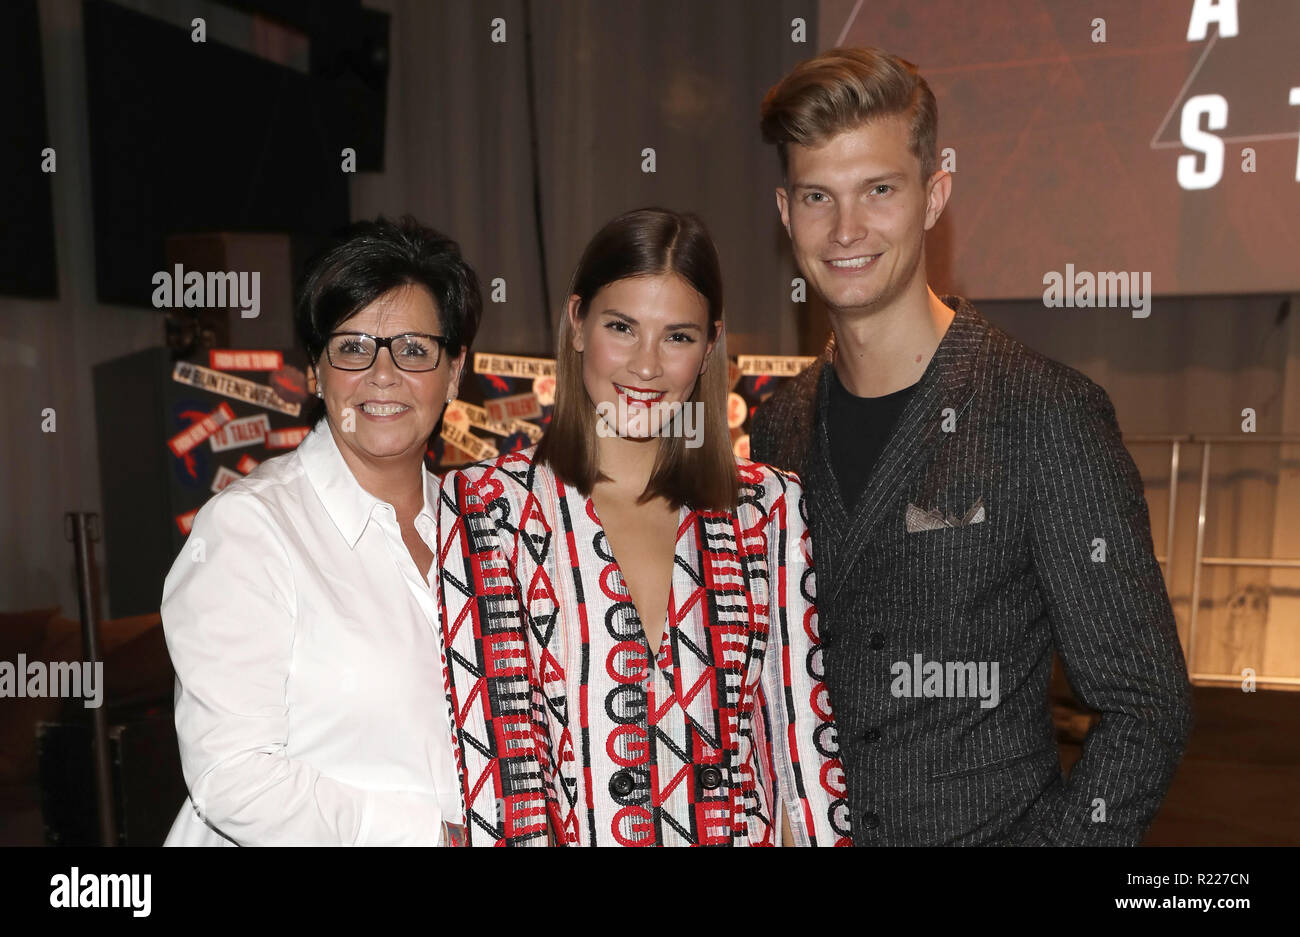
[801,364,850,588]
[819,299,988,606]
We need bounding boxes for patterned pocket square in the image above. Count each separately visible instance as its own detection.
[905,496,986,533]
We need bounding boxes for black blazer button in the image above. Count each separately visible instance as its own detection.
[862,811,881,830]
[610,771,634,797]
[869,631,885,650]
[698,766,724,790]
[863,727,882,743]
[821,631,837,649]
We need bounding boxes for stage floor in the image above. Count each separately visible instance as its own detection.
[1,686,1294,846]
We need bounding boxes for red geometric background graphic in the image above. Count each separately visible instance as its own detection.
[823,0,1300,297]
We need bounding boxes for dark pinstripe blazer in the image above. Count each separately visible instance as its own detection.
[750,296,1192,846]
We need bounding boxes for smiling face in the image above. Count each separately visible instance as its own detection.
[570,273,718,441]
[313,283,464,468]
[776,115,949,318]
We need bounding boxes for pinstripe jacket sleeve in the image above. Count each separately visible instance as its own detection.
[1019,368,1193,845]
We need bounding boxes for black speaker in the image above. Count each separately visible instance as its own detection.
[37,715,187,846]
[93,345,311,617]
[0,0,57,298]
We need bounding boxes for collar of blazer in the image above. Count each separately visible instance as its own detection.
[805,295,989,606]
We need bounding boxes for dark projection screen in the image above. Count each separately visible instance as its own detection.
[0,0,58,298]
[82,0,352,308]
[823,0,1300,298]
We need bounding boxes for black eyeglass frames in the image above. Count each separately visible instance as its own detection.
[324,331,451,372]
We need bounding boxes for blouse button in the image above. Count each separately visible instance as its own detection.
[697,766,724,790]
[610,771,635,797]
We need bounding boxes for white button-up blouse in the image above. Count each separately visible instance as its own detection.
[161,421,462,845]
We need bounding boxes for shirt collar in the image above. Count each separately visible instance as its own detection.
[298,420,436,549]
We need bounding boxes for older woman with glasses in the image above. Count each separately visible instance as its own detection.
[161,216,479,845]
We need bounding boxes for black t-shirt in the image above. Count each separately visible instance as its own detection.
[827,366,919,510]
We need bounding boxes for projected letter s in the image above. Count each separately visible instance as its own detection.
[1177,94,1228,191]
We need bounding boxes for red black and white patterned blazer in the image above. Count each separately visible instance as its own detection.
[435,447,851,846]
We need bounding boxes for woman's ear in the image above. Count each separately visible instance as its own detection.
[448,349,467,397]
[567,295,585,353]
[444,345,470,400]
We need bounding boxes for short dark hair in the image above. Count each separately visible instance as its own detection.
[535,207,738,512]
[294,215,482,367]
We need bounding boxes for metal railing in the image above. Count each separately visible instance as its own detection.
[1126,434,1300,690]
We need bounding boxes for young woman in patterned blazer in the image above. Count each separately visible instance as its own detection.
[437,208,850,846]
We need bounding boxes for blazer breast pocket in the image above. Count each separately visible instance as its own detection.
[905,496,986,534]
[899,496,1004,613]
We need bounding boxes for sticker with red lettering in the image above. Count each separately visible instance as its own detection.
[532,375,556,407]
[485,392,542,422]
[472,353,555,379]
[266,426,311,450]
[175,509,199,535]
[727,392,747,429]
[209,349,284,372]
[167,402,236,458]
[440,423,498,462]
[211,466,243,493]
[235,454,260,474]
[171,361,300,416]
[269,365,308,404]
[208,414,271,452]
[447,400,543,443]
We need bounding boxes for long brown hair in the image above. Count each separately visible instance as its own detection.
[535,208,737,511]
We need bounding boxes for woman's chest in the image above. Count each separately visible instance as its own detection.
[526,502,774,712]
[287,531,445,713]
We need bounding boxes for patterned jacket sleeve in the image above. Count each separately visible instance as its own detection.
[755,465,853,846]
[1021,371,1193,845]
[436,467,555,846]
